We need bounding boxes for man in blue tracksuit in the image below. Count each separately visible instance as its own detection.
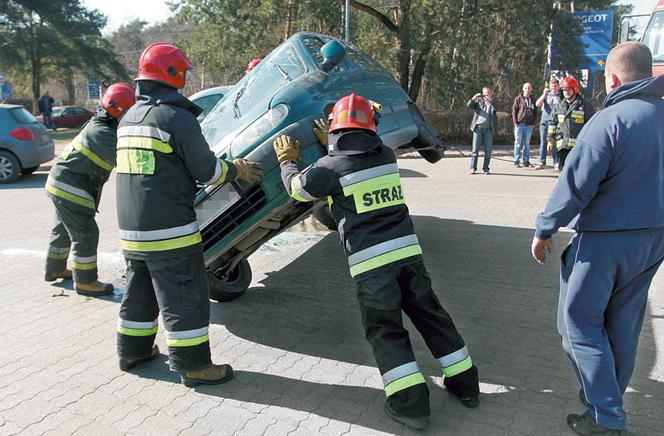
[531,42,664,435]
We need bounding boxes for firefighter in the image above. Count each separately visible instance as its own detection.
[115,43,263,384]
[546,76,595,171]
[45,82,136,296]
[273,94,480,430]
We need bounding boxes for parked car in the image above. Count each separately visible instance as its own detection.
[36,105,94,129]
[0,104,54,183]
[195,32,444,302]
[190,86,233,122]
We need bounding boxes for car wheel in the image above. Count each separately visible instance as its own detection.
[207,258,252,302]
[313,203,337,231]
[0,151,21,183]
[21,165,40,175]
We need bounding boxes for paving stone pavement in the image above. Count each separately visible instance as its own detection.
[1,154,662,436]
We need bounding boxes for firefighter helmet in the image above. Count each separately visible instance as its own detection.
[136,43,194,89]
[100,83,136,119]
[245,58,262,73]
[329,93,377,134]
[560,76,580,95]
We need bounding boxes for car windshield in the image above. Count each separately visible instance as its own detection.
[202,42,305,153]
[51,107,65,116]
[10,107,37,124]
[643,11,664,62]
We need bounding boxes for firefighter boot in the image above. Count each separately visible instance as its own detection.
[75,280,114,296]
[180,363,234,388]
[45,269,73,282]
[119,345,160,371]
[384,402,429,431]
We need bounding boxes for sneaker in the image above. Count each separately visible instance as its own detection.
[567,412,625,435]
[181,363,234,387]
[534,164,545,170]
[514,161,521,168]
[45,269,73,282]
[383,402,429,431]
[523,162,531,167]
[75,280,114,296]
[483,170,490,175]
[469,169,476,175]
[119,345,160,371]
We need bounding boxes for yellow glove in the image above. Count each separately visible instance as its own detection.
[313,118,328,147]
[547,140,555,152]
[273,135,301,164]
[231,158,263,183]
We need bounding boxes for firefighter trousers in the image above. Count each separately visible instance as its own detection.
[355,260,479,418]
[45,201,99,283]
[117,251,213,373]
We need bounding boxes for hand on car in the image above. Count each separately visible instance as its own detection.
[313,118,328,147]
[232,158,264,183]
[273,135,301,164]
[531,236,553,265]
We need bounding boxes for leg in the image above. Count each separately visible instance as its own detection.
[54,203,99,284]
[523,125,533,165]
[482,128,493,172]
[538,123,548,165]
[469,127,481,171]
[513,125,522,164]
[552,143,559,167]
[356,269,429,418]
[117,259,160,362]
[558,149,569,170]
[398,261,479,401]
[45,208,71,278]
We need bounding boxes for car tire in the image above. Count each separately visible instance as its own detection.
[21,166,40,175]
[313,203,337,231]
[207,258,252,302]
[0,151,21,184]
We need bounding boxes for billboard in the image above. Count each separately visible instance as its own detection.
[575,9,614,69]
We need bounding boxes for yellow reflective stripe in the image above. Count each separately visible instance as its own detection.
[61,143,74,160]
[342,173,405,214]
[121,232,202,252]
[47,252,69,260]
[290,177,313,202]
[117,136,173,153]
[327,196,333,207]
[45,183,95,209]
[73,141,113,171]
[117,325,158,337]
[211,160,229,187]
[384,372,426,397]
[350,244,422,277]
[442,356,473,377]
[166,335,209,347]
[117,149,155,175]
[342,173,398,196]
[73,261,96,270]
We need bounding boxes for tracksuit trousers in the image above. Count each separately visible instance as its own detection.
[117,251,213,373]
[558,228,664,430]
[355,260,479,418]
[45,202,99,283]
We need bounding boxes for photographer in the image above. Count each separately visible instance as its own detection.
[467,87,498,175]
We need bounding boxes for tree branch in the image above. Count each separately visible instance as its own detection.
[350,1,399,34]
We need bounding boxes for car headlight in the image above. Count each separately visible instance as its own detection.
[230,104,289,155]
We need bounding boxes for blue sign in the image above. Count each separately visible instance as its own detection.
[87,79,100,100]
[575,9,614,69]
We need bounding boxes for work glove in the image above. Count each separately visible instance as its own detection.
[313,118,328,147]
[547,140,555,152]
[232,158,263,184]
[273,135,301,164]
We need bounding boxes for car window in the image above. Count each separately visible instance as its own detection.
[194,95,223,119]
[643,11,664,62]
[301,36,355,73]
[70,107,85,115]
[51,108,65,116]
[10,107,37,124]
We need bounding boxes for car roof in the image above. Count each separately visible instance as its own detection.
[0,104,27,110]
[189,86,233,101]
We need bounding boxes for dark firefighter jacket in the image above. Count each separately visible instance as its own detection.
[116,81,237,260]
[46,107,117,215]
[280,130,422,280]
[547,95,595,151]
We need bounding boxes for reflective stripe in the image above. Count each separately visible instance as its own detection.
[120,222,199,242]
[116,149,156,175]
[339,163,399,187]
[48,246,70,253]
[290,175,317,202]
[117,126,171,143]
[47,246,70,260]
[121,232,202,252]
[47,177,94,202]
[45,180,95,210]
[72,254,97,270]
[442,356,473,377]
[202,160,229,186]
[382,361,420,386]
[349,235,421,277]
[438,346,473,377]
[117,136,173,153]
[72,255,96,264]
[166,327,209,347]
[117,318,158,336]
[385,372,426,397]
[72,140,113,171]
[348,235,419,266]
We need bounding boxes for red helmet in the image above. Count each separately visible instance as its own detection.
[100,83,136,119]
[245,58,262,73]
[329,93,377,134]
[136,43,194,89]
[560,76,579,95]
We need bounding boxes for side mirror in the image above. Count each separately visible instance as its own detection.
[320,40,346,72]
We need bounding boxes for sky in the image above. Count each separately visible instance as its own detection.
[82,0,174,34]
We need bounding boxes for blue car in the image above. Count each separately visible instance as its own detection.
[195,32,443,301]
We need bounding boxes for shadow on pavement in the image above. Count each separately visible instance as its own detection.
[185,216,664,433]
[399,168,428,178]
[0,172,47,190]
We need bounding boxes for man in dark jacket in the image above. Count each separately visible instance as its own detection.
[532,42,664,435]
[546,76,595,170]
[467,87,498,174]
[115,43,263,385]
[274,94,480,431]
[38,91,55,130]
[45,83,136,296]
[512,82,537,167]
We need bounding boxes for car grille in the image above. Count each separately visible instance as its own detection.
[201,184,268,252]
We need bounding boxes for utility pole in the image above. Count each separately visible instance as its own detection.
[345,0,351,42]
[545,0,563,80]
